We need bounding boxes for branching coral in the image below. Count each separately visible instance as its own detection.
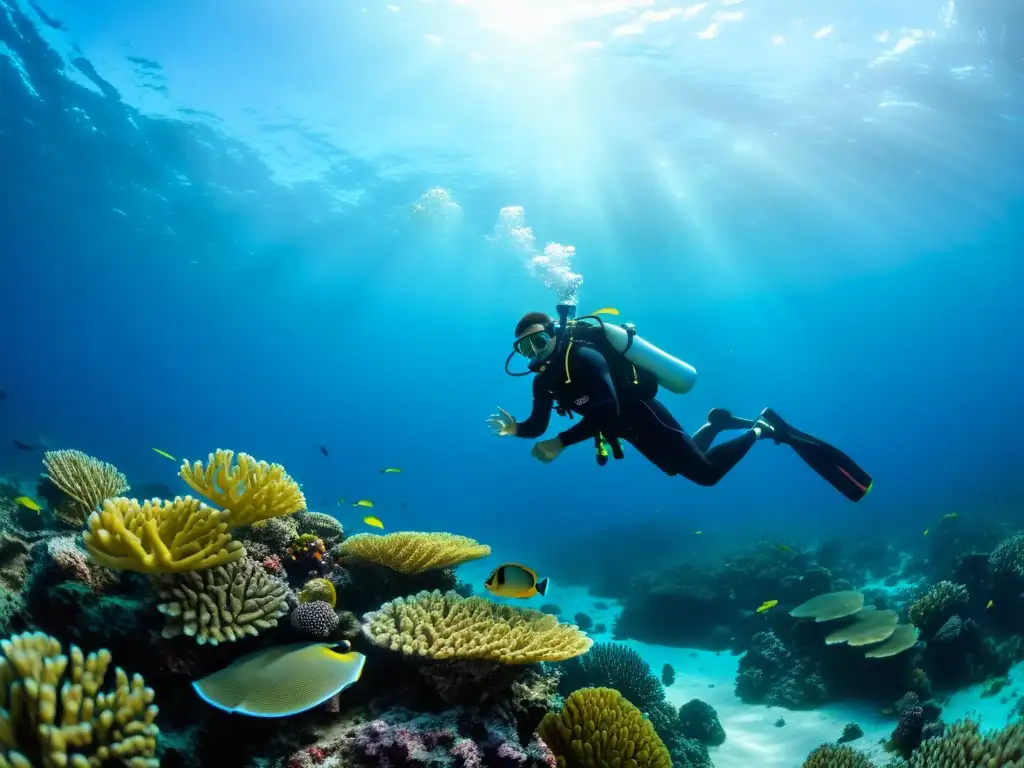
[83,496,243,573]
[907,581,969,635]
[42,449,130,526]
[989,534,1024,578]
[538,687,671,768]
[155,558,291,645]
[363,590,592,664]
[0,631,159,767]
[340,532,490,575]
[179,449,305,526]
[905,718,1024,766]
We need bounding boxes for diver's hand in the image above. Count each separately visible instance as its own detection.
[532,437,564,463]
[487,407,517,437]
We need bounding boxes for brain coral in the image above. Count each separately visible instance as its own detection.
[0,631,159,767]
[363,589,592,664]
[156,558,292,645]
[339,532,490,574]
[538,687,671,768]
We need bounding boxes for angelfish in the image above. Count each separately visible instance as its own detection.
[484,563,549,599]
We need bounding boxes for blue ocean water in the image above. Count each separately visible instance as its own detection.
[2,0,1023,573]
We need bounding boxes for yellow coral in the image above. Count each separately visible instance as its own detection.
[83,496,244,573]
[339,531,491,574]
[43,449,130,526]
[179,449,305,527]
[538,687,671,768]
[155,559,291,645]
[364,590,592,664]
[0,631,159,768]
[299,577,337,608]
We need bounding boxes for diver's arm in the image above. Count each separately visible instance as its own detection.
[514,377,554,438]
[557,347,620,447]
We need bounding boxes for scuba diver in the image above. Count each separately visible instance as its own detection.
[488,305,873,501]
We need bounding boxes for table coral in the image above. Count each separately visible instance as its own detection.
[363,590,592,664]
[340,532,490,575]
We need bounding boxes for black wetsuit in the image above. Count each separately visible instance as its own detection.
[516,344,757,486]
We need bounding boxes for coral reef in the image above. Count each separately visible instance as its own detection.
[299,577,337,608]
[905,718,1024,766]
[906,580,969,636]
[801,744,874,767]
[538,687,671,768]
[339,532,490,574]
[155,558,292,645]
[736,630,828,708]
[292,511,344,545]
[838,722,864,743]
[678,699,726,746]
[558,643,664,713]
[0,631,159,767]
[662,663,675,686]
[363,590,592,664]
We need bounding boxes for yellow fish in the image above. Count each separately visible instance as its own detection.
[923,529,929,536]
[756,600,778,614]
[695,530,703,535]
[484,563,549,599]
[13,496,41,513]
[776,544,792,553]
[381,468,402,474]
[589,307,620,316]
[987,600,994,610]
[942,512,958,520]
[354,500,374,509]
[152,448,176,461]
[363,515,384,529]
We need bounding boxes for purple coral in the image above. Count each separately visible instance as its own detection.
[291,600,339,638]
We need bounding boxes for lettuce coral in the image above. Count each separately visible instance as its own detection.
[340,532,491,574]
[83,496,243,573]
[179,449,305,526]
[538,687,671,768]
[363,590,592,664]
[0,631,159,767]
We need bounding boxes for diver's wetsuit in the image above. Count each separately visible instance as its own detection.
[516,345,757,486]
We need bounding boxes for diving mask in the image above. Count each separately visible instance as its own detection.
[513,330,555,360]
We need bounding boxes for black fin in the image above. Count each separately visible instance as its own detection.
[536,578,549,597]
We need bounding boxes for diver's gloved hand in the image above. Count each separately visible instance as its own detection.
[487,407,517,437]
[532,437,564,463]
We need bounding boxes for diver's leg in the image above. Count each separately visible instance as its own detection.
[623,400,759,486]
[757,408,873,501]
[691,408,757,452]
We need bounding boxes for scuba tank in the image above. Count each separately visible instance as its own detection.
[555,303,698,395]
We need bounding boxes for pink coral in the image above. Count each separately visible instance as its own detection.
[288,746,328,768]
[449,739,482,768]
[47,536,115,591]
[261,554,284,575]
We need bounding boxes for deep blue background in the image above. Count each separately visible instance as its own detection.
[2,0,1022,574]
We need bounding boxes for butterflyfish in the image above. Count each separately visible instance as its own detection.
[152,448,176,461]
[354,500,374,509]
[363,515,384,529]
[13,496,41,513]
[484,563,549,599]
[381,467,402,474]
[193,641,365,718]
[756,600,778,614]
